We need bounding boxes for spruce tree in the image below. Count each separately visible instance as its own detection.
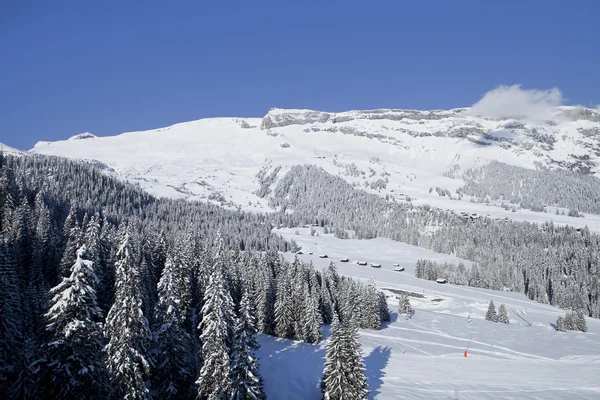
[363,279,382,329]
[321,311,368,400]
[556,315,566,331]
[340,321,369,399]
[398,294,412,319]
[60,209,82,277]
[497,304,510,324]
[152,253,195,399]
[274,279,295,339]
[256,270,276,335]
[319,280,334,325]
[0,238,23,397]
[485,300,498,322]
[105,229,152,400]
[230,290,266,400]
[378,291,391,323]
[196,263,236,399]
[41,245,108,399]
[301,284,323,344]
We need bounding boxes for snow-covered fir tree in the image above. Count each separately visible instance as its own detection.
[196,259,236,399]
[321,310,368,400]
[41,245,108,399]
[152,252,195,399]
[557,310,587,332]
[300,283,324,344]
[398,294,412,320]
[0,237,23,397]
[362,279,382,330]
[274,278,295,339]
[498,304,510,324]
[105,228,152,400]
[486,301,498,322]
[230,290,266,400]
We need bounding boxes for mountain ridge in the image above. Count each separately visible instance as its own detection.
[29,106,600,229]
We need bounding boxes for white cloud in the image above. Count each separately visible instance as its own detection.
[469,84,563,122]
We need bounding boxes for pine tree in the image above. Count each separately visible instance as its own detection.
[378,292,391,323]
[0,238,23,397]
[321,311,368,400]
[398,294,412,319]
[196,264,236,399]
[573,310,588,332]
[230,290,266,400]
[497,304,510,324]
[152,253,195,399]
[256,270,276,335]
[105,229,152,400]
[485,300,498,322]
[60,209,82,277]
[41,245,108,399]
[301,284,323,344]
[362,279,382,329]
[319,280,334,325]
[340,321,369,399]
[556,315,566,331]
[274,279,295,339]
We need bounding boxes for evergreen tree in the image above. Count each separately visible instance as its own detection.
[362,279,382,329]
[319,280,334,325]
[497,304,510,324]
[398,294,412,319]
[41,245,108,399]
[378,292,391,323]
[60,209,82,277]
[0,238,23,397]
[196,264,236,399]
[105,229,152,400]
[256,270,276,335]
[152,253,195,399]
[321,311,368,400]
[274,279,295,339]
[573,310,588,332]
[301,284,323,344]
[556,315,566,331]
[485,301,498,322]
[230,290,266,400]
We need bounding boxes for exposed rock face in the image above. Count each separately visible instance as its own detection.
[69,132,97,140]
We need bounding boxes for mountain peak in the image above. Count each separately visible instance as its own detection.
[69,132,97,140]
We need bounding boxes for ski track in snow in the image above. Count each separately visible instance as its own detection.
[255,227,600,399]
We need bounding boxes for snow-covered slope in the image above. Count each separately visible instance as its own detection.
[1,141,23,155]
[257,227,600,399]
[30,107,600,222]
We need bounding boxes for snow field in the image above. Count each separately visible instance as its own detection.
[256,227,600,399]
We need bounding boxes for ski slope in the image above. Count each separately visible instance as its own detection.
[256,227,600,399]
[29,107,600,230]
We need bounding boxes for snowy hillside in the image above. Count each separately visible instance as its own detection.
[30,106,600,228]
[258,227,600,399]
[0,141,23,155]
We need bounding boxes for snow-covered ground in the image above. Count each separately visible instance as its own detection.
[256,227,600,399]
[29,107,600,230]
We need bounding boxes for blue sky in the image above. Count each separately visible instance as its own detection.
[1,0,599,150]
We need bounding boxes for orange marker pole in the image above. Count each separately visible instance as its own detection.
[464,350,468,358]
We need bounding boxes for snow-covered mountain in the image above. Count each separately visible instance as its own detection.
[30,106,600,223]
[1,141,23,155]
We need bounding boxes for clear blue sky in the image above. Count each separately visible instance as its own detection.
[1,0,599,150]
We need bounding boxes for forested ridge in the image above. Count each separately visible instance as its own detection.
[459,160,600,214]
[271,165,600,318]
[0,153,385,399]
